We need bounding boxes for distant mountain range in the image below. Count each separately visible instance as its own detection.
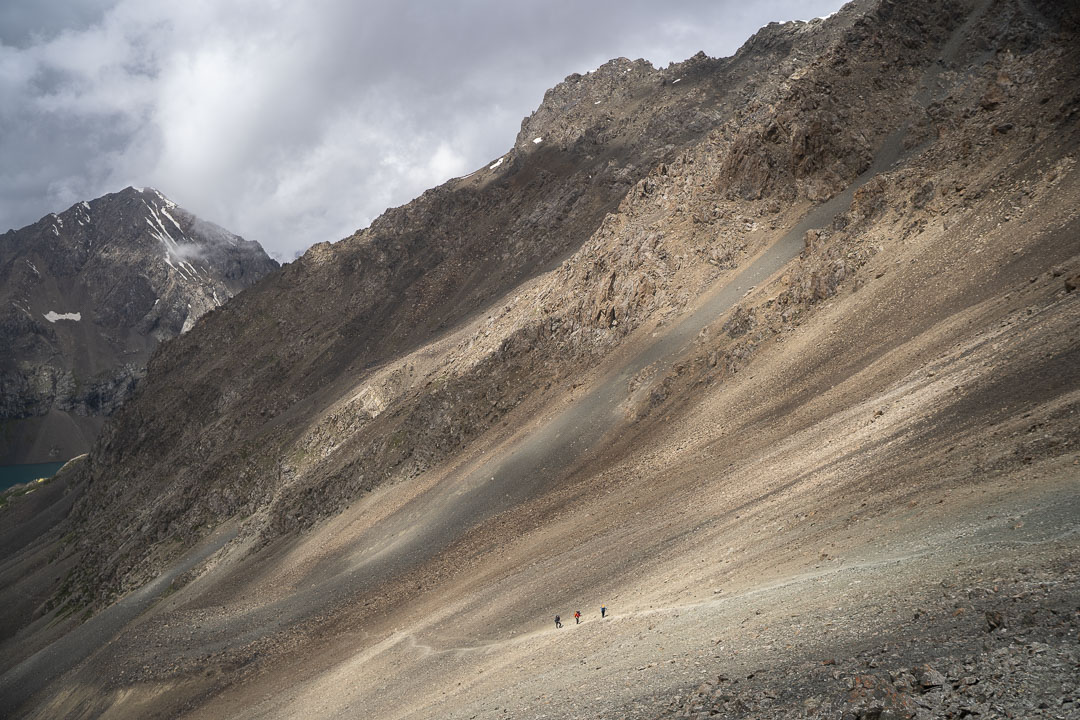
[0,187,278,463]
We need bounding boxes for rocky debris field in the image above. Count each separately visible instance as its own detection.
[647,560,1079,720]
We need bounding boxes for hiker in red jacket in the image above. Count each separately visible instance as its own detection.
[574,610,581,624]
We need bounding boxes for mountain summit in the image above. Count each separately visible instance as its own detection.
[0,187,278,463]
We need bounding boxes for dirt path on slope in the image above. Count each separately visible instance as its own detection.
[264,485,1080,663]
[203,463,1079,720]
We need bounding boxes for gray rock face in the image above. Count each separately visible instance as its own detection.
[0,187,278,463]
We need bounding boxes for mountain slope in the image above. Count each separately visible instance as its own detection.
[0,187,278,464]
[55,6,882,610]
[0,0,1078,717]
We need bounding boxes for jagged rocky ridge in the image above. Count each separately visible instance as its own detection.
[0,187,278,464]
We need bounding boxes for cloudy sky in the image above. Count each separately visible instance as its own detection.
[1,0,843,260]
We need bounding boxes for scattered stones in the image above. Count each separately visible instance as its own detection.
[644,563,1079,720]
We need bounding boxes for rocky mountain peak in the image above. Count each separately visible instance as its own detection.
[511,2,869,159]
[515,57,658,148]
[0,188,278,463]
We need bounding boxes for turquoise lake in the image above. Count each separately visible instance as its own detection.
[0,462,67,492]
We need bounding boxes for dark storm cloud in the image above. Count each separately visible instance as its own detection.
[0,0,844,260]
[0,0,113,47]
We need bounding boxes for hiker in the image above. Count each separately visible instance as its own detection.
[574,610,581,624]
[601,604,606,619]
[555,614,562,629]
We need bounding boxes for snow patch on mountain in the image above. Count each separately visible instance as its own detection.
[43,311,81,322]
[160,207,184,234]
[143,202,203,277]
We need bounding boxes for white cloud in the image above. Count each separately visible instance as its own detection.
[0,0,846,260]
